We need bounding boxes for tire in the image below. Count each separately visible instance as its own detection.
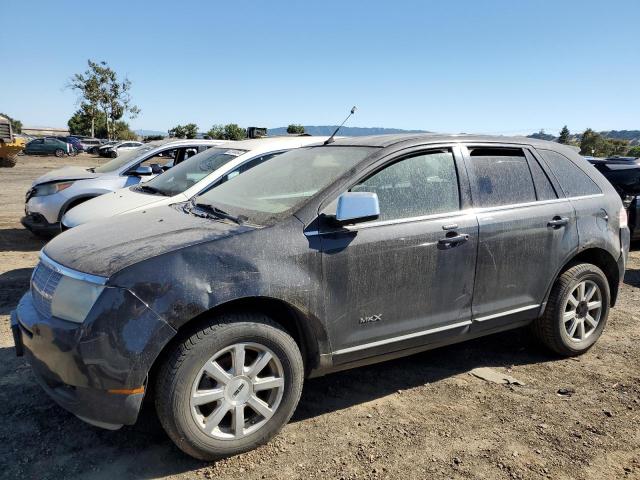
[0,154,17,168]
[155,313,304,460]
[109,151,117,158]
[532,263,610,356]
[54,148,65,157]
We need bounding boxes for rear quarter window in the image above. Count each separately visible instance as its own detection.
[537,149,602,197]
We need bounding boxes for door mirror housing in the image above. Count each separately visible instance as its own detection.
[132,165,153,176]
[335,192,380,224]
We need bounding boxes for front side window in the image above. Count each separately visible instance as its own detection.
[93,144,158,173]
[144,148,247,196]
[466,147,536,208]
[352,150,460,221]
[538,149,602,197]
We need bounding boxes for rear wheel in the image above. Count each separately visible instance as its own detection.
[54,148,65,157]
[109,150,117,158]
[155,314,304,460]
[532,263,610,356]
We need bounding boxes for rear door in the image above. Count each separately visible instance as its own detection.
[461,144,579,329]
[319,146,479,363]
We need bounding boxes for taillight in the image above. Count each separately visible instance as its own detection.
[619,207,628,228]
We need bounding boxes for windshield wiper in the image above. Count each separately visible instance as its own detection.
[137,184,167,196]
[193,201,247,224]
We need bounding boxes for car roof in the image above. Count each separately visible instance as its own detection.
[327,133,563,148]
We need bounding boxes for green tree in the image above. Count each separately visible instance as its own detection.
[224,123,246,140]
[168,123,198,138]
[206,124,225,140]
[287,124,305,134]
[68,108,108,137]
[580,128,605,156]
[69,60,140,140]
[206,123,246,140]
[558,125,570,144]
[627,146,640,157]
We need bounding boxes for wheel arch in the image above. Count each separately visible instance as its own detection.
[147,296,330,391]
[57,194,100,220]
[543,247,620,311]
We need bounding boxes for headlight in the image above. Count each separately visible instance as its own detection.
[51,276,104,323]
[33,181,74,197]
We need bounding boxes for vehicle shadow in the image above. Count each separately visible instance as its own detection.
[0,227,46,252]
[0,267,33,315]
[0,327,556,479]
[623,267,640,288]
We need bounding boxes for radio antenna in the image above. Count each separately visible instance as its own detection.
[324,106,357,145]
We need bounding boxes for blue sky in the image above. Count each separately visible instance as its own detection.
[2,0,639,135]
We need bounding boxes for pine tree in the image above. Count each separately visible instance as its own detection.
[558,125,570,144]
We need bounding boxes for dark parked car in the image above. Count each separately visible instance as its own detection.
[55,136,84,152]
[587,156,640,240]
[12,134,629,460]
[23,137,73,157]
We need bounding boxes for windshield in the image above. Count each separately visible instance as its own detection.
[194,146,377,224]
[93,144,158,173]
[143,148,248,196]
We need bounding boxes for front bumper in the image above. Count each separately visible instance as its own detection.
[21,213,61,236]
[11,288,176,428]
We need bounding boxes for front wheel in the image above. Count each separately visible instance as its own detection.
[155,314,304,460]
[109,151,117,158]
[532,263,610,356]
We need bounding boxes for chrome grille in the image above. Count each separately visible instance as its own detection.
[31,261,62,318]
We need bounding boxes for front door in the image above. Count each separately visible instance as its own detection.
[460,145,579,328]
[319,147,479,363]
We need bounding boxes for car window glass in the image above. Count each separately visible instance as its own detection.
[144,148,248,196]
[467,147,536,207]
[139,149,177,169]
[214,151,286,189]
[538,149,602,197]
[527,152,557,200]
[351,150,460,221]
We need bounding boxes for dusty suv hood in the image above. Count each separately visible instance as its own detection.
[32,166,101,186]
[62,186,184,228]
[44,205,253,277]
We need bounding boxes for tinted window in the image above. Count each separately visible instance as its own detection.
[352,150,460,221]
[467,147,536,207]
[527,153,557,200]
[538,149,602,197]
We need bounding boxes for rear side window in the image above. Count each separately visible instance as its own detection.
[537,149,602,197]
[352,149,460,221]
[466,147,536,207]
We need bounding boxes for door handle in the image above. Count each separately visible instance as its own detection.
[547,216,569,229]
[438,233,469,249]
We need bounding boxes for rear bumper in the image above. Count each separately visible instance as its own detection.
[11,288,176,428]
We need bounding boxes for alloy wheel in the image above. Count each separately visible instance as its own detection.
[190,342,285,440]
[563,280,602,342]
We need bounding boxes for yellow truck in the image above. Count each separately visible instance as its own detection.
[0,115,25,167]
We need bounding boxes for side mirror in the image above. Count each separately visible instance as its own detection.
[150,163,163,174]
[133,165,153,176]
[335,192,380,224]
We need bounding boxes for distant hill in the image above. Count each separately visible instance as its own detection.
[527,130,640,145]
[267,126,429,137]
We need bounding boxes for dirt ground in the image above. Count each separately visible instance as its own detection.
[1,155,639,480]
